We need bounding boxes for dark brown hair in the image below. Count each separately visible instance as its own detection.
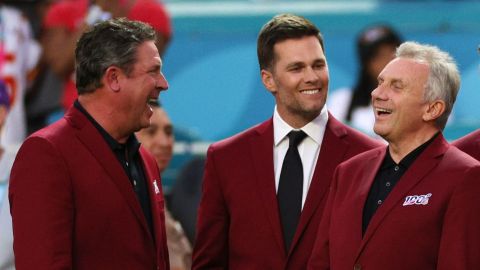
[257,13,324,71]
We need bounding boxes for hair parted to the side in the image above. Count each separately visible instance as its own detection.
[257,13,324,71]
[75,18,157,94]
[396,41,460,130]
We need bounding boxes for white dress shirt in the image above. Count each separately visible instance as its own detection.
[273,106,328,209]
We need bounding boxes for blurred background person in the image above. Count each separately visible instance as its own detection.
[169,155,205,245]
[0,2,41,146]
[0,80,19,270]
[0,3,43,268]
[136,101,192,270]
[327,25,402,137]
[42,0,171,113]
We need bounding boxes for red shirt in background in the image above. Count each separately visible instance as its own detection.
[44,0,172,110]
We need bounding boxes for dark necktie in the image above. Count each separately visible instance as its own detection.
[278,130,307,252]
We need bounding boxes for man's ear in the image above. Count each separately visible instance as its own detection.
[261,69,276,95]
[104,66,122,92]
[423,100,446,122]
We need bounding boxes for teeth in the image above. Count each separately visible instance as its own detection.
[376,108,392,114]
[301,89,319,95]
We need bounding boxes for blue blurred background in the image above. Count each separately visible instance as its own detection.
[158,0,480,187]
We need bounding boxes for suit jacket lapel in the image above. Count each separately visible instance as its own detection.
[289,117,349,254]
[249,119,286,256]
[65,107,150,234]
[356,135,448,260]
[351,148,386,248]
[140,147,168,265]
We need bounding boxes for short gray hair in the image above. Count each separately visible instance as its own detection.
[396,41,460,130]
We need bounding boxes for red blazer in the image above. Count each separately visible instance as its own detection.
[9,107,169,270]
[192,114,381,270]
[308,134,480,270]
[452,129,480,161]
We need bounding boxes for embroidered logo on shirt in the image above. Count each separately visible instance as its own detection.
[153,180,160,194]
[403,193,432,206]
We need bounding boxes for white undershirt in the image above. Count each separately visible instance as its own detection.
[273,106,328,209]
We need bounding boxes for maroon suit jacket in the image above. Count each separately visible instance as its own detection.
[9,107,169,270]
[192,114,381,270]
[452,129,480,161]
[308,134,480,270]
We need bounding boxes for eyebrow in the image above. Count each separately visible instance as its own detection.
[392,78,405,85]
[149,63,161,73]
[285,58,326,69]
[285,62,304,69]
[377,76,406,85]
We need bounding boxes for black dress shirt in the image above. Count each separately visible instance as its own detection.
[74,101,154,235]
[362,133,439,235]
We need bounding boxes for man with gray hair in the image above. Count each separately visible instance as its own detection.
[308,41,480,270]
[9,18,170,269]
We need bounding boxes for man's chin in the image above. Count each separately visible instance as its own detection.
[373,127,389,141]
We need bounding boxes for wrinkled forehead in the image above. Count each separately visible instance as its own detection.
[380,57,429,82]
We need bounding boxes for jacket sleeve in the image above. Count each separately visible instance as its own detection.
[9,136,74,270]
[192,145,229,270]
[437,166,480,269]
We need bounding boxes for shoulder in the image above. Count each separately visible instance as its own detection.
[442,146,480,193]
[29,118,71,142]
[208,119,271,153]
[451,129,480,158]
[444,143,480,169]
[16,114,82,160]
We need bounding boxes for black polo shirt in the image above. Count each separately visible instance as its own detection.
[74,101,154,235]
[362,133,439,235]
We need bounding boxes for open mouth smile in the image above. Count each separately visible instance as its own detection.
[375,107,393,116]
[300,89,320,95]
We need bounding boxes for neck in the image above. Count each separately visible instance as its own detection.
[388,129,439,163]
[277,109,320,129]
[78,96,129,143]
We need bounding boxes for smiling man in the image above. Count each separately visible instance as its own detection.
[308,42,480,270]
[9,18,170,270]
[192,14,381,270]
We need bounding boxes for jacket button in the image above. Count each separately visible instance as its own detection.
[354,264,362,270]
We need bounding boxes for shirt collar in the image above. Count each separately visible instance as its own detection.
[74,100,141,156]
[273,105,329,146]
[382,132,440,169]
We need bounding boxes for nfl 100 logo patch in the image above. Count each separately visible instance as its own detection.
[403,193,432,206]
